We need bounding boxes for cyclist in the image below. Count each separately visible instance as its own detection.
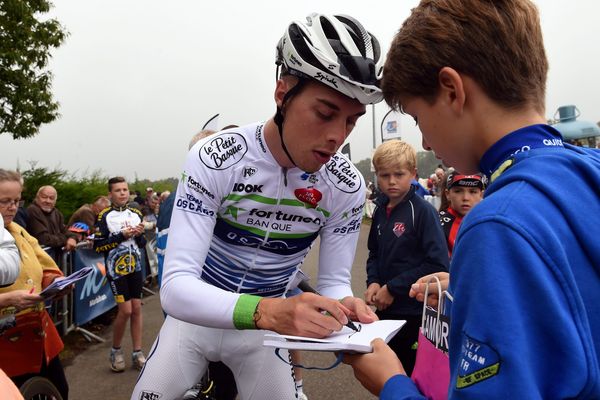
[132,12,383,400]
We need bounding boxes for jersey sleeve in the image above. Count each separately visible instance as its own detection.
[315,182,365,300]
[380,375,426,400]
[159,142,242,328]
[447,220,590,398]
[0,225,20,287]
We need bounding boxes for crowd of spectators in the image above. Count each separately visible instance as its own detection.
[0,168,174,398]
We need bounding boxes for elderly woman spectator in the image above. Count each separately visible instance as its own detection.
[0,169,69,399]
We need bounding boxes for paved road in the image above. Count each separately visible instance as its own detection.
[64,222,377,400]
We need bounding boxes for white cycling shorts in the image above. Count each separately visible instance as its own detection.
[131,315,298,400]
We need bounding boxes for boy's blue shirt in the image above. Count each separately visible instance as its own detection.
[381,125,600,399]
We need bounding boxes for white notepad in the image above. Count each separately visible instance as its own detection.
[263,319,405,353]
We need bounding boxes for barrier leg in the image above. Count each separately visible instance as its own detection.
[142,286,156,296]
[74,326,106,343]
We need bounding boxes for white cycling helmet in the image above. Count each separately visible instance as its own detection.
[276,13,384,105]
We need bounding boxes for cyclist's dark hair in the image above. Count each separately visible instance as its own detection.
[108,176,127,192]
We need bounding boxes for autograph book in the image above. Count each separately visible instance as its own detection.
[263,319,405,353]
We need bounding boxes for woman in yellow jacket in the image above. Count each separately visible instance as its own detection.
[0,169,69,399]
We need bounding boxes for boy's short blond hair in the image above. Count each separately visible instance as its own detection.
[372,140,416,172]
[382,0,548,114]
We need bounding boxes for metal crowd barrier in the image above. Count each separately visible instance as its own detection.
[43,241,159,343]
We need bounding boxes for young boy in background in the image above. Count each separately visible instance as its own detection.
[365,139,449,376]
[438,172,484,258]
[345,0,600,398]
[94,177,147,372]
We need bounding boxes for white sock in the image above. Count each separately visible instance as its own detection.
[296,379,304,395]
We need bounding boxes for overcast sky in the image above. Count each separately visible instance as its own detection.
[1,0,598,180]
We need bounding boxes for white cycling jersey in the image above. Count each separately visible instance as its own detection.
[160,122,366,328]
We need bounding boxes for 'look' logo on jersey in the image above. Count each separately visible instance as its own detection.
[393,222,405,237]
[233,183,263,193]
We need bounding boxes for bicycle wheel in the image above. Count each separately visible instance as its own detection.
[19,376,63,400]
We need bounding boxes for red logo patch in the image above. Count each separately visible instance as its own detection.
[393,222,405,237]
[294,188,322,208]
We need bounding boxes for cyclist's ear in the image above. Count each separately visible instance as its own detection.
[274,75,299,108]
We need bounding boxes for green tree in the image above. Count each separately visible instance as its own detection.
[416,151,442,179]
[0,0,67,139]
[21,164,107,220]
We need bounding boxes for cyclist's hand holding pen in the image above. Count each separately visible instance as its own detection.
[255,283,377,338]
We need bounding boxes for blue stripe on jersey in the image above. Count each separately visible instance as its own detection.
[201,239,300,297]
[213,218,319,256]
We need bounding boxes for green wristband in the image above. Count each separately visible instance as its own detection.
[233,294,262,330]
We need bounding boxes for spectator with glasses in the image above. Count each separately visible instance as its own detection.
[0,169,70,399]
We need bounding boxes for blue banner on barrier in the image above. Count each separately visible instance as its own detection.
[73,248,116,326]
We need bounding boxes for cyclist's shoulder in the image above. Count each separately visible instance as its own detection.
[97,206,112,221]
[191,123,264,172]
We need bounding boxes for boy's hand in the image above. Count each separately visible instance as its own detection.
[364,283,380,306]
[409,272,449,308]
[373,285,394,311]
[122,227,135,238]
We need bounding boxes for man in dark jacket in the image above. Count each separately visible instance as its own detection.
[26,185,76,260]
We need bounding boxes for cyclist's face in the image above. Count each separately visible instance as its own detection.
[0,180,22,227]
[109,182,130,207]
[277,80,366,172]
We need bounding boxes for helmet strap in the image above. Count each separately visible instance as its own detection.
[274,78,306,168]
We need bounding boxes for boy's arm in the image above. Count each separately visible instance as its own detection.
[93,212,125,253]
[386,204,449,297]
[344,339,426,399]
[448,221,590,398]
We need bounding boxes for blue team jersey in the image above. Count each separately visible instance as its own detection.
[382,125,600,399]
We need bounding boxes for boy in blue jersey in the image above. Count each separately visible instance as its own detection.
[344,0,600,399]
